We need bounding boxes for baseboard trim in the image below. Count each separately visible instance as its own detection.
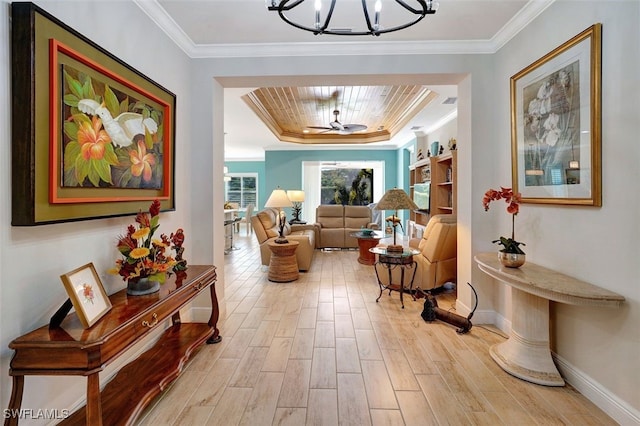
[459,306,638,424]
[553,353,640,426]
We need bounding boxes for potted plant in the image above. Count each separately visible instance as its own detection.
[482,187,526,267]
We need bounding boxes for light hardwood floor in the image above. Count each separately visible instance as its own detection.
[137,232,617,426]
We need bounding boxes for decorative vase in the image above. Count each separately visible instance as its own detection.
[498,252,526,268]
[431,141,440,157]
[127,276,160,296]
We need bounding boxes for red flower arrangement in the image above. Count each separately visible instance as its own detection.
[482,187,525,254]
[109,200,187,283]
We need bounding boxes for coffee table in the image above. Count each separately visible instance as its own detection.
[350,230,384,265]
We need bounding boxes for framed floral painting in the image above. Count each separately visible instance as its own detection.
[11,2,176,225]
[60,263,112,329]
[510,24,602,206]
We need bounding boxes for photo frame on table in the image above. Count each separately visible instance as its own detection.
[60,263,112,329]
[510,23,602,206]
[11,2,176,226]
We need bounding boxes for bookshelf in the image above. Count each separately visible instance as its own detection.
[408,151,457,237]
[431,151,457,216]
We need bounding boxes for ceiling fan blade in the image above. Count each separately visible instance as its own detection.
[307,126,333,130]
[343,124,368,132]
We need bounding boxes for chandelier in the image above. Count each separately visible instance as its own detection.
[266,0,439,36]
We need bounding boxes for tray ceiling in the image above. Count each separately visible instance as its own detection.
[243,85,437,144]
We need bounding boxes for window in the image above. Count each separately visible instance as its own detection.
[320,167,373,206]
[225,174,257,208]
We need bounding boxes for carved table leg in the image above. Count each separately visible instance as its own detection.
[86,373,103,426]
[206,279,222,344]
[490,288,565,386]
[4,375,24,426]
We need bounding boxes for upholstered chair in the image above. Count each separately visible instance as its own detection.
[375,214,457,291]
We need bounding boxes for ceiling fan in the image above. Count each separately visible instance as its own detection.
[307,109,368,135]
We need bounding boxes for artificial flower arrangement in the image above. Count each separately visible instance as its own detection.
[109,199,187,283]
[482,187,525,254]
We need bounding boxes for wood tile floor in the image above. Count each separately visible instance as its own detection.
[137,232,617,425]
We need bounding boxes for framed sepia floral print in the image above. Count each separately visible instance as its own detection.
[11,2,176,225]
[60,263,112,329]
[511,23,602,206]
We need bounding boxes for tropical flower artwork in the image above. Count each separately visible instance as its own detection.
[81,283,95,304]
[60,64,164,189]
[522,61,580,186]
[109,200,187,284]
[483,187,525,255]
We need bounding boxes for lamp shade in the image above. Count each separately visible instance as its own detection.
[286,190,305,203]
[375,188,418,211]
[265,188,293,208]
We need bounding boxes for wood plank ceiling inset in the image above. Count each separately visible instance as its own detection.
[242,85,436,144]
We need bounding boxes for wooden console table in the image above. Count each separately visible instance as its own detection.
[474,253,624,386]
[5,265,220,426]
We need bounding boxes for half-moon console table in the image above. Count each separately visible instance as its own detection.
[5,265,220,426]
[474,253,624,387]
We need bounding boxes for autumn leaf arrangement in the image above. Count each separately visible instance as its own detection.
[109,200,187,284]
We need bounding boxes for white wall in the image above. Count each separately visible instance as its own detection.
[0,0,637,423]
[0,1,208,421]
[492,1,640,421]
[424,117,458,157]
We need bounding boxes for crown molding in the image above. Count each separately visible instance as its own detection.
[135,0,556,59]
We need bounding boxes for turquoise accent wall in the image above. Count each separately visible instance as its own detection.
[224,161,266,209]
[264,150,400,195]
[227,149,404,211]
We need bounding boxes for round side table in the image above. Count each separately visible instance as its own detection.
[350,231,383,265]
[267,240,299,282]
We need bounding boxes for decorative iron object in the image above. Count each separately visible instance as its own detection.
[266,0,438,36]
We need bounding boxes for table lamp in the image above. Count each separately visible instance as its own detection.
[375,188,418,253]
[286,190,305,224]
[264,187,293,243]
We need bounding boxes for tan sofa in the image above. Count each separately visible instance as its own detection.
[375,214,457,291]
[315,205,378,249]
[251,208,317,271]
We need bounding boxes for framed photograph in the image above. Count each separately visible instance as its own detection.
[510,24,602,206]
[60,263,112,328]
[11,2,176,226]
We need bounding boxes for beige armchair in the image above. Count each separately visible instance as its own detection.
[375,214,457,291]
[251,208,317,271]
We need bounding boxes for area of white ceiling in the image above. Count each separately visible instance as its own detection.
[133,0,555,160]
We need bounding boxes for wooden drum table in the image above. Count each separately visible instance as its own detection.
[267,241,299,282]
[350,231,383,265]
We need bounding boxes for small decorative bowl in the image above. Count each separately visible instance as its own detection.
[360,229,374,236]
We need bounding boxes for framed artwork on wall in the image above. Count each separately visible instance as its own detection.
[510,23,602,206]
[11,2,176,225]
[60,263,112,329]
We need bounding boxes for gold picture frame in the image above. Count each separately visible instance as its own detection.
[511,23,602,206]
[60,263,112,328]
